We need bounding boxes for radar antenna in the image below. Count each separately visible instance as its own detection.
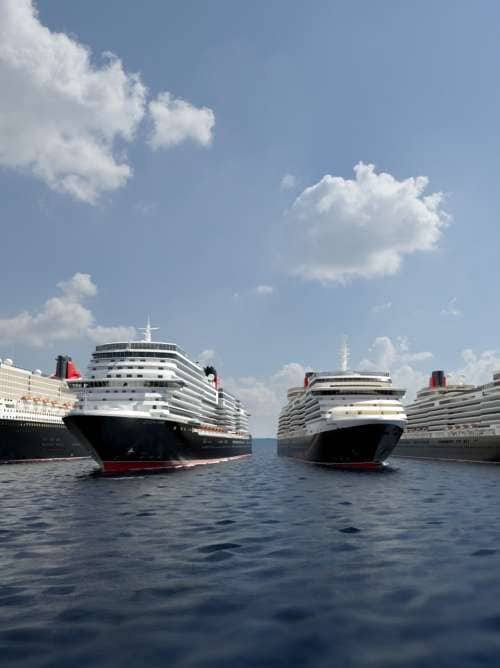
[139,315,159,343]
[340,335,349,372]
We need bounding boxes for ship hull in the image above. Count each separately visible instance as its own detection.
[0,418,89,463]
[64,414,252,473]
[394,435,500,463]
[277,423,403,468]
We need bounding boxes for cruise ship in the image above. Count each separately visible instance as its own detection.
[394,370,500,462]
[277,342,407,468]
[0,355,88,463]
[64,321,252,473]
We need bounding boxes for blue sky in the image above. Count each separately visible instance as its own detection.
[1,0,500,434]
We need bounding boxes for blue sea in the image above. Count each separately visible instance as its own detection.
[1,439,500,667]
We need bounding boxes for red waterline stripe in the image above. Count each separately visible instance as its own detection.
[101,454,251,474]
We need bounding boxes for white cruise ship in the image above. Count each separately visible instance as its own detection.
[64,321,252,473]
[395,369,500,462]
[0,355,88,463]
[277,342,407,468]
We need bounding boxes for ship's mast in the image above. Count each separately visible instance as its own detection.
[340,335,349,372]
[139,316,159,343]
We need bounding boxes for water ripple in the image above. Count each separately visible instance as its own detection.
[1,441,500,667]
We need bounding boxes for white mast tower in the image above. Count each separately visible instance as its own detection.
[139,316,159,343]
[339,335,349,372]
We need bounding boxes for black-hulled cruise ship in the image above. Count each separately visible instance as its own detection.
[394,370,500,462]
[277,342,407,468]
[0,355,88,463]
[64,321,252,473]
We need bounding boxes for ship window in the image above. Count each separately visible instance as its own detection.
[123,382,128,386]
[137,375,143,378]
[116,375,122,378]
[138,366,144,369]
[126,374,132,378]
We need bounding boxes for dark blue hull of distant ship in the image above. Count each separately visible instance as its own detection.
[394,435,500,462]
[0,419,89,463]
[64,414,252,473]
[277,423,404,469]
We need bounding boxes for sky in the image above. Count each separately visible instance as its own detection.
[2,0,500,435]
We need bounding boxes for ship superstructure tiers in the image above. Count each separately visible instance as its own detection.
[277,343,406,468]
[0,355,88,463]
[64,321,252,473]
[395,370,500,462]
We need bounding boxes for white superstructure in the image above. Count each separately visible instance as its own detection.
[0,357,74,425]
[278,369,407,439]
[69,326,250,434]
[402,369,500,438]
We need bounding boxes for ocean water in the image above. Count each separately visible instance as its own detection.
[1,440,500,668]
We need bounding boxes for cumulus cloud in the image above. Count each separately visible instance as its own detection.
[224,362,306,437]
[0,1,215,203]
[371,301,392,314]
[359,336,433,401]
[280,173,296,191]
[283,162,449,283]
[148,92,215,149]
[0,273,135,347]
[454,349,500,387]
[0,0,147,203]
[359,336,500,403]
[441,297,462,317]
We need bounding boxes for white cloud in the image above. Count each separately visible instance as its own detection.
[454,349,500,387]
[280,173,296,191]
[359,336,433,401]
[358,336,500,403]
[371,301,392,314]
[441,297,462,317]
[58,273,97,300]
[224,362,307,437]
[0,273,135,347]
[0,0,146,203]
[232,286,275,300]
[283,162,449,283]
[148,92,215,149]
[0,1,216,203]
[198,349,216,365]
[254,285,274,296]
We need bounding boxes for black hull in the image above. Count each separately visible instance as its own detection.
[277,423,404,468]
[64,414,252,473]
[394,435,500,463]
[0,419,89,463]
